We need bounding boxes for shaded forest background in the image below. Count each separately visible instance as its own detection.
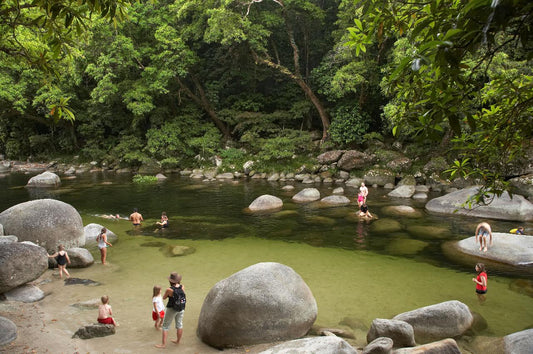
[1,0,531,194]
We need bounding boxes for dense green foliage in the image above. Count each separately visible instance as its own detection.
[0,0,531,195]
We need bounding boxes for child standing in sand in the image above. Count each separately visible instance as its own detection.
[98,295,117,326]
[47,245,71,279]
[152,286,165,329]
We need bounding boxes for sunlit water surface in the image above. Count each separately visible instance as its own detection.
[1,172,532,351]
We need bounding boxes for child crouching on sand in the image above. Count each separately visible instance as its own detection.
[98,295,118,326]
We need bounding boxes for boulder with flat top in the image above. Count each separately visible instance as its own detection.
[426,187,533,221]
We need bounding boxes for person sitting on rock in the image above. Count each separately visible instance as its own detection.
[359,203,373,218]
[97,295,117,326]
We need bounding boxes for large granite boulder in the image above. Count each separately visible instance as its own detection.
[0,243,48,293]
[197,262,317,348]
[363,337,393,354]
[317,150,344,165]
[3,284,44,302]
[292,188,321,202]
[338,150,374,171]
[248,195,283,212]
[364,169,396,187]
[503,328,533,353]
[393,338,461,353]
[259,336,358,354]
[72,324,116,339]
[320,195,351,206]
[25,171,60,188]
[0,199,84,252]
[366,318,415,348]
[443,234,533,274]
[425,187,533,221]
[509,174,533,200]
[392,301,473,344]
[388,185,416,198]
[0,316,17,346]
[64,247,94,268]
[84,224,118,246]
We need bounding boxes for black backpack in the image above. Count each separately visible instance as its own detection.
[171,285,186,311]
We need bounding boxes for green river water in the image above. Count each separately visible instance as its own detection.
[1,172,532,351]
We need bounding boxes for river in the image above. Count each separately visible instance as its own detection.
[1,172,532,352]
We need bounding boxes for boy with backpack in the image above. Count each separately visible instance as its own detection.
[155,272,186,349]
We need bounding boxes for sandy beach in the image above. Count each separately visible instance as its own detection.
[0,269,283,354]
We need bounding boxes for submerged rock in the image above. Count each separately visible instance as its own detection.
[259,336,358,354]
[162,244,196,257]
[64,278,100,286]
[370,219,402,234]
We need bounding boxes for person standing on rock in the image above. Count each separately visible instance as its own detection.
[47,245,71,279]
[97,227,113,265]
[155,272,186,349]
[360,182,369,203]
[475,222,493,252]
[129,208,143,226]
[472,263,488,303]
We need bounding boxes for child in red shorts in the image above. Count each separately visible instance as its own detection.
[98,295,117,326]
[152,285,165,329]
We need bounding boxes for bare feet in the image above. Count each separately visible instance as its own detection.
[171,340,180,344]
[483,247,488,252]
[155,344,166,349]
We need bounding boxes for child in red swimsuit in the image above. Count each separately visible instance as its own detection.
[98,295,117,325]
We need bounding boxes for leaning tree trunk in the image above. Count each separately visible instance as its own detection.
[252,53,330,142]
[176,76,231,140]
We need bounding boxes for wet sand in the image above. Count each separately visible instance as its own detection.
[0,269,280,354]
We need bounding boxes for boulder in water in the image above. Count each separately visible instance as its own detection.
[393,338,461,354]
[292,188,321,202]
[0,199,84,252]
[3,284,44,303]
[366,318,415,348]
[0,243,48,293]
[26,171,60,187]
[248,195,283,212]
[84,223,118,246]
[426,187,533,221]
[392,300,473,343]
[197,262,317,348]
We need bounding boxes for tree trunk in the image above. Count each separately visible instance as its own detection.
[176,77,231,140]
[252,52,330,141]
